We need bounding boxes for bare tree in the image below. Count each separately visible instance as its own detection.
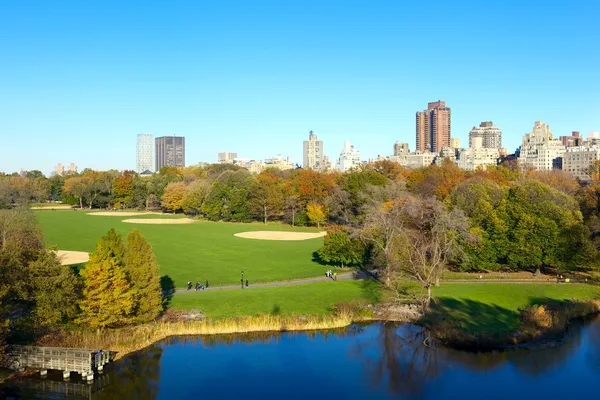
[360,184,470,309]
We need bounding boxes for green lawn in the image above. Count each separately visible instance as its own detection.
[431,283,600,334]
[169,281,374,318]
[36,211,329,288]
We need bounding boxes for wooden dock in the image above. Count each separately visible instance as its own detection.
[5,346,114,381]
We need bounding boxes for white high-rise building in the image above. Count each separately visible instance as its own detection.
[303,131,324,170]
[53,163,65,176]
[469,121,502,149]
[67,163,78,174]
[336,141,361,172]
[218,152,237,164]
[136,134,154,173]
[518,121,565,170]
[457,137,500,171]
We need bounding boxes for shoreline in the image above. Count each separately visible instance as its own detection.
[2,301,598,381]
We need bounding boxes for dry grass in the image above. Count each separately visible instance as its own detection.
[37,312,360,360]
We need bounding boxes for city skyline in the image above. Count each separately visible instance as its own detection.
[1,1,599,174]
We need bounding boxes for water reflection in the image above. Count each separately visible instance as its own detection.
[2,317,600,399]
[350,323,441,397]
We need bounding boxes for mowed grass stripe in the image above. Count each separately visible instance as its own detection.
[169,281,369,318]
[36,211,327,288]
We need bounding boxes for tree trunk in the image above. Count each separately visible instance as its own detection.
[264,205,267,224]
[425,286,432,309]
[79,197,83,209]
[435,277,440,287]
[292,209,295,226]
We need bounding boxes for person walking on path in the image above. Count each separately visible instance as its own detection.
[241,279,244,289]
[246,279,249,288]
[205,279,209,289]
[333,272,337,281]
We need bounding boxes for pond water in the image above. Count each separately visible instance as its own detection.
[2,317,600,399]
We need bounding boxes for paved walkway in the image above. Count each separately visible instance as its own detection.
[173,272,356,294]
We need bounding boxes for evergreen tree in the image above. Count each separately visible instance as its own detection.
[77,230,134,329]
[124,230,163,323]
[29,251,79,327]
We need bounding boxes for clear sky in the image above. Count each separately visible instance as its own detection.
[1,0,599,175]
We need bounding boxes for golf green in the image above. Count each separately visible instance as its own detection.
[36,211,329,288]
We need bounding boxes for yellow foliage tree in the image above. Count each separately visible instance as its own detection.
[306,203,327,228]
[161,182,187,212]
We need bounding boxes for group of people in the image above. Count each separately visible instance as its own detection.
[325,270,337,281]
[187,280,209,291]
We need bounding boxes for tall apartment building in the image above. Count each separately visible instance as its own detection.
[393,142,409,156]
[518,121,565,170]
[155,136,185,171]
[562,146,600,180]
[218,152,237,164]
[469,122,502,149]
[449,138,461,149]
[303,131,324,170]
[416,101,451,153]
[559,131,584,148]
[336,141,361,172]
[136,134,154,173]
[457,137,500,171]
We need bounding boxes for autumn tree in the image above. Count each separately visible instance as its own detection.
[249,171,286,223]
[161,182,188,212]
[63,176,87,208]
[124,230,163,323]
[181,180,211,215]
[292,170,337,205]
[113,171,136,208]
[78,229,134,329]
[306,203,327,228]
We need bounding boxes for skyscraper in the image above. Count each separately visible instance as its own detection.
[416,101,451,153]
[518,121,565,170]
[469,122,502,149]
[336,141,361,172]
[136,133,154,173]
[303,131,324,170]
[155,136,185,171]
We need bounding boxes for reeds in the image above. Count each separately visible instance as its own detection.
[37,312,360,360]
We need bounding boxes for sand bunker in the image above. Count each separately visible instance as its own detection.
[54,250,90,265]
[234,231,327,241]
[122,218,195,225]
[88,212,161,216]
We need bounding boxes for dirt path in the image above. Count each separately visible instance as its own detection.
[172,272,356,293]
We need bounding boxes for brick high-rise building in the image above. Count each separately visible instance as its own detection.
[416,101,451,153]
[155,136,185,171]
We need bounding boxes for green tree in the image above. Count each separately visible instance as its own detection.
[124,230,163,323]
[317,225,367,267]
[78,230,134,329]
[29,251,79,327]
[181,180,211,215]
[202,170,254,222]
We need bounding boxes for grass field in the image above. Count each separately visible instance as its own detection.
[36,211,330,288]
[430,283,600,334]
[169,281,375,318]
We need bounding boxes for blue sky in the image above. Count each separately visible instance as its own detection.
[1,0,599,175]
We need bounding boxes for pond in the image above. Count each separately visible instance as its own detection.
[2,317,600,399]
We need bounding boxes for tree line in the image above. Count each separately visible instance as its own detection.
[3,159,600,307]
